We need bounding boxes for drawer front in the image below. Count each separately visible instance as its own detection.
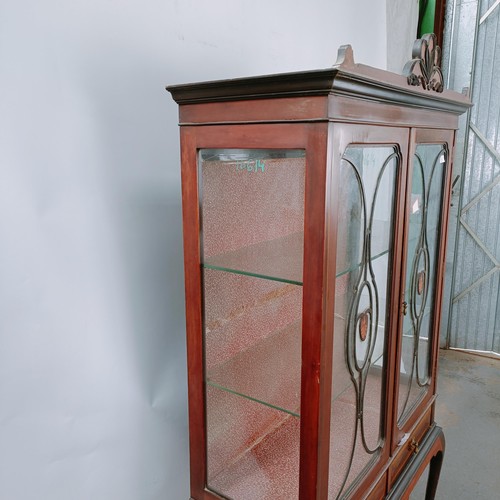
[389,407,432,485]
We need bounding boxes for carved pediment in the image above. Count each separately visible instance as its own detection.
[403,33,444,93]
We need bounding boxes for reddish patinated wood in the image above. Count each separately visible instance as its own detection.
[298,123,330,500]
[365,473,387,500]
[434,0,447,49]
[179,127,206,499]
[179,96,329,124]
[389,405,433,485]
[386,425,446,499]
[328,96,458,130]
[169,43,470,500]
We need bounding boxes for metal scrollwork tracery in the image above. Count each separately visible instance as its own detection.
[337,148,400,497]
[403,33,444,93]
[399,146,448,419]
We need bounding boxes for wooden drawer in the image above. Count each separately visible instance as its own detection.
[388,407,432,486]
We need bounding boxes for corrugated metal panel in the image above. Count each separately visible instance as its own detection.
[444,0,500,354]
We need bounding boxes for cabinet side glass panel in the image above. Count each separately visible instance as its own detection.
[199,149,305,499]
[397,144,447,423]
[328,146,399,499]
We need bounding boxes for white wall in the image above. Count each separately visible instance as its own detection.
[0,1,388,499]
[386,0,420,72]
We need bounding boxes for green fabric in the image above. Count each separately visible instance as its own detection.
[419,0,436,37]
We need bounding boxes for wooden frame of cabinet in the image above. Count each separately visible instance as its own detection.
[168,35,470,500]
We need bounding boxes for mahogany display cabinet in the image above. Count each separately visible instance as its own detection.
[167,35,470,500]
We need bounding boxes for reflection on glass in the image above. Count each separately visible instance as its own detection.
[398,144,447,423]
[200,149,305,499]
[329,146,399,499]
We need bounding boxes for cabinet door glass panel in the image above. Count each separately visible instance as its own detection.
[397,144,447,423]
[199,149,305,499]
[328,146,399,499]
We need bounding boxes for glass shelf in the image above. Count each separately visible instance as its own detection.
[207,369,385,500]
[335,218,393,279]
[206,390,301,500]
[336,249,390,279]
[203,232,304,285]
[204,233,390,285]
[207,320,302,417]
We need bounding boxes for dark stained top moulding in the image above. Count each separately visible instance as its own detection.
[166,43,471,115]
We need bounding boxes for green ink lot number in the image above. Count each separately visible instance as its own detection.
[235,159,265,173]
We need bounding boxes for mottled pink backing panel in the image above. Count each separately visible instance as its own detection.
[205,232,304,284]
[208,319,301,415]
[207,384,300,499]
[201,156,305,258]
[203,270,302,370]
[204,271,303,497]
[201,151,305,499]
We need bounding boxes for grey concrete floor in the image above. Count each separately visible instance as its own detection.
[411,349,500,499]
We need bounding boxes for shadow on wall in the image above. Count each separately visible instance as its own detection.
[81,45,189,495]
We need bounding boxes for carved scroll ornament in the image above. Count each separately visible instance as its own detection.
[403,33,444,93]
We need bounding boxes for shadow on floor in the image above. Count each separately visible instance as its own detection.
[411,349,500,499]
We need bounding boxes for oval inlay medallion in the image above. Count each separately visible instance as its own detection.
[417,270,426,295]
[358,309,370,341]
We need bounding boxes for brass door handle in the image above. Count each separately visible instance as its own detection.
[408,438,419,454]
[402,301,408,316]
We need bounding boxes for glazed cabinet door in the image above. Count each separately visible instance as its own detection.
[179,123,329,500]
[393,128,455,445]
[201,147,305,499]
[326,124,409,499]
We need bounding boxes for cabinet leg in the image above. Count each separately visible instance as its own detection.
[386,426,446,500]
[425,449,444,500]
